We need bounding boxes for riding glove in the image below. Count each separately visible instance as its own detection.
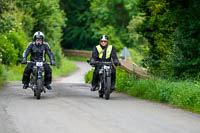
[21,58,27,64]
[90,58,95,65]
[51,60,56,66]
[114,61,121,66]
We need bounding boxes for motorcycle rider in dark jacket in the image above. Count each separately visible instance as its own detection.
[21,31,56,90]
[90,35,121,92]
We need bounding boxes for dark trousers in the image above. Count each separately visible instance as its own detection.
[22,63,52,85]
[92,65,116,88]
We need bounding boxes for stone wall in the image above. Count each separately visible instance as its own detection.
[62,49,92,58]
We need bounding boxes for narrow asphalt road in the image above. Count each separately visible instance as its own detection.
[0,61,200,133]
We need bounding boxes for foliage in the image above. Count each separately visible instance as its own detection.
[127,15,148,49]
[52,58,77,78]
[138,0,200,78]
[0,0,67,83]
[60,0,95,50]
[0,9,28,65]
[115,68,136,92]
[2,64,25,81]
[138,0,175,75]
[16,0,66,68]
[127,77,200,113]
[85,68,200,113]
[0,34,18,65]
[1,0,200,91]
[85,69,94,84]
[60,0,140,51]
[170,0,200,78]
[128,48,145,67]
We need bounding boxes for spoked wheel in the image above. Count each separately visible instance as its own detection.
[104,77,111,100]
[36,79,42,99]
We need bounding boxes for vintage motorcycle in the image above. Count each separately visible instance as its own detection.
[25,61,51,99]
[88,61,113,100]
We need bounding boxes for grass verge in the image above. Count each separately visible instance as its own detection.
[85,68,200,114]
[66,56,90,62]
[2,57,76,81]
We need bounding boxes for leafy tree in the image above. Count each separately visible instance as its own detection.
[60,0,96,50]
[138,0,200,78]
[138,0,176,76]
[127,15,148,52]
[88,0,139,51]
[60,0,140,51]
[169,0,200,78]
[16,0,66,67]
[0,1,28,65]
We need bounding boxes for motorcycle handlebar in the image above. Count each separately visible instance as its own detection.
[87,60,113,65]
[26,61,51,65]
[94,61,113,64]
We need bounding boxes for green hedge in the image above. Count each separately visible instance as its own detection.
[85,69,200,113]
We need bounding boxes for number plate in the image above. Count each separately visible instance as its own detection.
[104,65,110,69]
[36,62,43,67]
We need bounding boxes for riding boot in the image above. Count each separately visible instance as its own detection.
[22,63,33,89]
[23,84,29,89]
[22,73,30,89]
[91,70,99,91]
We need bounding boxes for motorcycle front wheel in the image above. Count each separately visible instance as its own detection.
[104,77,111,100]
[98,81,103,98]
[36,79,42,99]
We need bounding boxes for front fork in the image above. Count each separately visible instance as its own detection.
[37,69,45,93]
[31,68,45,92]
[38,70,43,79]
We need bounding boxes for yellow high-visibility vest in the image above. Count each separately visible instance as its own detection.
[96,45,112,59]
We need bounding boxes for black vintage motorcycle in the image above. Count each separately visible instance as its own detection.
[88,61,113,100]
[25,61,50,99]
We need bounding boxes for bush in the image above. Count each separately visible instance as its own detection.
[129,78,200,113]
[116,69,135,92]
[169,81,200,111]
[0,34,18,65]
[85,69,94,83]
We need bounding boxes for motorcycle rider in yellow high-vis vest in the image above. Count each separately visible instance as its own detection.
[90,35,121,92]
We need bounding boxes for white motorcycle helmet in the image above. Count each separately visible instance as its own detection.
[33,31,45,45]
[101,35,108,41]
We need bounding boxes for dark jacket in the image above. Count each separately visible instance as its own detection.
[91,44,120,64]
[22,42,55,62]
